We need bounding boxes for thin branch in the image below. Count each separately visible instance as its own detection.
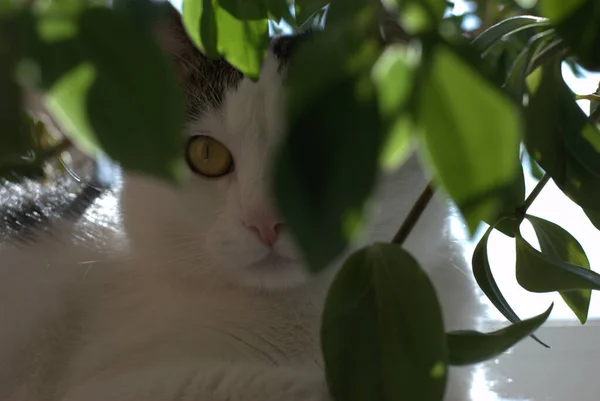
[590,105,600,123]
[517,173,550,217]
[392,182,435,246]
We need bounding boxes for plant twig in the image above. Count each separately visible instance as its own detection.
[590,105,600,123]
[392,182,435,246]
[516,173,550,217]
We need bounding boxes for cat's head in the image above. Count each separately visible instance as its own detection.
[121,8,319,290]
[121,7,433,291]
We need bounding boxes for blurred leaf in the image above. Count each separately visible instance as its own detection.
[418,42,521,233]
[524,57,600,212]
[274,5,382,272]
[447,303,553,366]
[471,15,549,53]
[294,0,328,26]
[183,0,269,78]
[322,243,447,401]
[472,225,549,347]
[372,44,418,171]
[527,215,591,323]
[387,0,446,34]
[42,4,185,181]
[516,222,600,294]
[539,0,600,70]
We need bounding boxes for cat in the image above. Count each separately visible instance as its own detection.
[0,5,484,401]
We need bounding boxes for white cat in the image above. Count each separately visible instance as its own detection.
[0,6,483,401]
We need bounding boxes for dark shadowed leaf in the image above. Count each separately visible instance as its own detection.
[218,0,267,20]
[583,208,600,231]
[40,4,185,181]
[539,0,600,70]
[504,30,557,102]
[516,225,600,293]
[418,42,521,233]
[525,215,591,323]
[294,0,329,26]
[524,57,600,212]
[471,15,549,54]
[472,225,549,347]
[448,303,553,366]
[321,243,447,401]
[183,0,269,78]
[274,4,382,272]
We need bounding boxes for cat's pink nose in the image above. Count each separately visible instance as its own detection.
[247,222,282,247]
[244,214,283,247]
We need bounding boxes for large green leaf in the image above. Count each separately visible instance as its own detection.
[516,226,600,293]
[539,0,600,70]
[524,57,600,212]
[40,4,185,181]
[321,243,447,401]
[447,303,553,366]
[418,42,521,232]
[525,215,592,323]
[471,225,548,347]
[183,0,269,78]
[274,4,382,272]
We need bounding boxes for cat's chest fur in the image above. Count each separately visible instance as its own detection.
[70,268,324,376]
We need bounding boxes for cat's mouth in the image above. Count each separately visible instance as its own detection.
[247,252,296,271]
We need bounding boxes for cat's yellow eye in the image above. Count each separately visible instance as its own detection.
[186,136,234,177]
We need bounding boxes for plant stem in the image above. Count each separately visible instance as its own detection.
[590,105,600,123]
[392,182,435,246]
[517,173,550,217]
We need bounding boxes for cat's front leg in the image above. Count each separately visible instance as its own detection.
[60,362,331,401]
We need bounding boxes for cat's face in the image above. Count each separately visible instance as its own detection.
[121,12,314,290]
[121,9,433,291]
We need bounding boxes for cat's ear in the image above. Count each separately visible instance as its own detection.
[153,3,203,82]
[154,4,193,58]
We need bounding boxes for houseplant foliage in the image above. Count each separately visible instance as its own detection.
[1,0,600,399]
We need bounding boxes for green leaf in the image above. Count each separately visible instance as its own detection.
[539,0,600,70]
[294,0,329,26]
[524,57,600,212]
[372,44,418,171]
[274,5,382,272]
[41,5,185,181]
[471,225,549,347]
[471,15,550,54]
[183,0,269,78]
[321,243,447,401]
[516,224,600,293]
[448,303,553,366]
[525,215,591,323]
[182,0,219,59]
[418,43,521,233]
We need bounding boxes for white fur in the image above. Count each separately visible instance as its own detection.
[0,50,483,400]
